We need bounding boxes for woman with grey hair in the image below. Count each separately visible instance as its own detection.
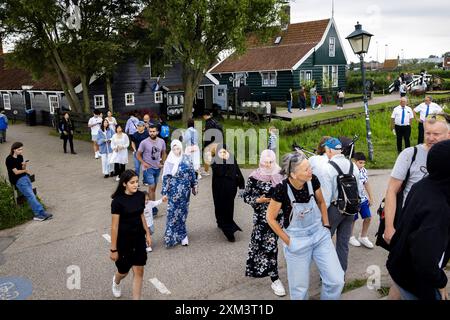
[267,151,345,300]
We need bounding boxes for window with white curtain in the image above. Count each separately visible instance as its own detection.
[2,94,11,110]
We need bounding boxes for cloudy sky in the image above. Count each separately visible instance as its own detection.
[290,0,450,62]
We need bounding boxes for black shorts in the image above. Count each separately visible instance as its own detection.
[115,235,147,274]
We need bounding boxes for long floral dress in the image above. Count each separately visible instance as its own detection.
[162,155,198,247]
[243,176,282,278]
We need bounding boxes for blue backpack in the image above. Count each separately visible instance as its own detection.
[160,124,170,138]
[0,116,7,130]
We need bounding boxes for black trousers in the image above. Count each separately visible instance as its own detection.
[63,135,75,153]
[114,163,126,177]
[418,122,424,145]
[395,125,411,153]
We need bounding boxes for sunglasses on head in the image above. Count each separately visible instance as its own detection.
[426,114,449,123]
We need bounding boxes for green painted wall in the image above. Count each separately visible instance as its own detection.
[212,22,348,101]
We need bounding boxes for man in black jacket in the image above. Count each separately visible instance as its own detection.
[387,139,450,300]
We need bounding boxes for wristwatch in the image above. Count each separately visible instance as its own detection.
[110,249,118,253]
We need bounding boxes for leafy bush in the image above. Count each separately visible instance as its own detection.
[428,69,450,78]
[0,178,34,230]
[442,79,450,90]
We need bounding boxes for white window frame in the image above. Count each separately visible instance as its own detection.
[154,91,163,103]
[180,95,184,104]
[173,95,179,105]
[2,93,11,110]
[94,95,105,109]
[329,37,336,57]
[218,88,225,97]
[300,70,313,82]
[331,65,338,87]
[125,93,135,106]
[196,89,204,100]
[167,95,173,105]
[261,72,277,87]
[48,95,59,114]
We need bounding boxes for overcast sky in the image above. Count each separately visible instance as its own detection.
[290,0,450,63]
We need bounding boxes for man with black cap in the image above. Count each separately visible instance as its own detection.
[321,137,363,273]
[387,139,450,300]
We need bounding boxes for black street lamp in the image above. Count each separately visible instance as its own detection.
[346,22,374,160]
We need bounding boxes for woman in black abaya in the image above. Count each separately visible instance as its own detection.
[211,144,245,242]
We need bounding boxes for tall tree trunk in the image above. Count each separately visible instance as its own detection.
[50,58,79,112]
[51,47,82,112]
[182,67,204,125]
[106,75,113,112]
[80,74,90,113]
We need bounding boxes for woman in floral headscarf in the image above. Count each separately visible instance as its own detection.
[242,149,286,297]
[161,139,198,247]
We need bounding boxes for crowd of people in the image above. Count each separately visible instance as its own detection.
[286,86,344,113]
[2,101,449,301]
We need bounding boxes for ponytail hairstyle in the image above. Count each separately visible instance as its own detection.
[10,142,23,156]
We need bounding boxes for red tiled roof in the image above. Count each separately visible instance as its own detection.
[382,59,399,70]
[212,19,330,73]
[0,55,64,91]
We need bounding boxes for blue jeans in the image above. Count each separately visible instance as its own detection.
[15,176,46,217]
[395,282,442,300]
[133,152,141,179]
[311,96,317,109]
[284,224,345,300]
[143,168,161,186]
[287,100,292,112]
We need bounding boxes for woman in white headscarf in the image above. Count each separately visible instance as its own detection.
[161,140,198,247]
[242,149,286,297]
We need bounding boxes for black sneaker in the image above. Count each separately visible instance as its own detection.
[33,215,48,221]
[104,175,109,178]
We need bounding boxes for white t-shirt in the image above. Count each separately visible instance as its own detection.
[413,102,442,122]
[88,116,102,135]
[106,117,118,133]
[391,106,414,126]
[391,144,428,203]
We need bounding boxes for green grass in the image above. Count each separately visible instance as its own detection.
[342,278,367,293]
[0,178,35,230]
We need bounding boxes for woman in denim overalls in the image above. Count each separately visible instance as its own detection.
[267,152,345,300]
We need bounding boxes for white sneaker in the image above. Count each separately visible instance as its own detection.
[146,246,153,252]
[358,236,374,249]
[349,236,361,247]
[181,236,189,246]
[202,171,210,176]
[112,275,121,298]
[271,279,286,297]
[115,176,120,181]
[197,174,202,180]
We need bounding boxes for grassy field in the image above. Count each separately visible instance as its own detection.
[0,178,34,230]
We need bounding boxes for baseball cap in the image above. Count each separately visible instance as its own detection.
[322,137,342,150]
[137,121,145,126]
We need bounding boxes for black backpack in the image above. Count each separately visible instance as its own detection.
[329,160,361,216]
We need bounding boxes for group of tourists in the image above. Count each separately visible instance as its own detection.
[287,86,345,113]
[3,99,449,301]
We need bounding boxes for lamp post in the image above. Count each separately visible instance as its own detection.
[346,22,374,160]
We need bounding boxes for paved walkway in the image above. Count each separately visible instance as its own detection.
[277,93,401,119]
[1,124,395,300]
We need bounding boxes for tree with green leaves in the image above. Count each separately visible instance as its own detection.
[0,0,140,113]
[137,0,285,124]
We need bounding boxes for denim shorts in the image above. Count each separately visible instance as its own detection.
[143,168,161,186]
[354,200,371,221]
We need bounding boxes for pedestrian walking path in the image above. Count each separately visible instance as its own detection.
[0,124,395,299]
[277,93,400,119]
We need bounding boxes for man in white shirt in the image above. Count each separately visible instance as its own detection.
[321,138,364,273]
[87,110,103,159]
[413,96,442,144]
[391,97,414,154]
[399,82,407,97]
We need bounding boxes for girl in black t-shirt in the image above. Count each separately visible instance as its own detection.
[110,169,151,300]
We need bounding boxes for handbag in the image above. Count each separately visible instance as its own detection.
[375,146,417,251]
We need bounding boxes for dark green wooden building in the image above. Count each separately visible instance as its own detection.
[210,18,347,102]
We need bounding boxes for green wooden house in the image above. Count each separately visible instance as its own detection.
[210,18,347,102]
